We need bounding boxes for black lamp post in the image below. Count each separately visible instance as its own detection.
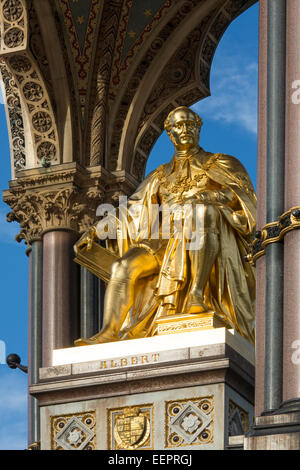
[6,353,28,373]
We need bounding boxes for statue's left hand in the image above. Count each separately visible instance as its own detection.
[74,226,97,255]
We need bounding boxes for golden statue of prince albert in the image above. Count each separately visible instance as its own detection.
[74,107,256,346]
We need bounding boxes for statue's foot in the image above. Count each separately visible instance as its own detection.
[74,332,118,346]
[185,292,209,314]
[187,303,209,314]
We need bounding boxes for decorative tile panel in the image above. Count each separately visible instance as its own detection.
[165,396,214,447]
[51,411,96,450]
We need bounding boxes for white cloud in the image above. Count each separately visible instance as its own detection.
[0,371,27,413]
[193,55,258,135]
[0,371,27,450]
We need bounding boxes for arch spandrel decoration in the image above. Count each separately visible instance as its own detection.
[0,0,28,54]
[0,58,25,175]
[0,0,61,178]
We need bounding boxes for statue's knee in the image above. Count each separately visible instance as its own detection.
[110,257,138,281]
[110,259,128,280]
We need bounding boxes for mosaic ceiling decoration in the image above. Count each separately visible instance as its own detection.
[122,0,171,60]
[112,0,172,87]
[65,0,95,53]
[57,0,102,120]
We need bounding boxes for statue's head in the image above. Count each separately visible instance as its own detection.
[164,106,203,150]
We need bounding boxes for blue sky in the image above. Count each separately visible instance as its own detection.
[0,3,258,450]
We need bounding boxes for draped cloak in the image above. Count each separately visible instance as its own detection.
[100,147,256,343]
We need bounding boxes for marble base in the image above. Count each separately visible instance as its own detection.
[32,329,255,450]
[51,328,254,367]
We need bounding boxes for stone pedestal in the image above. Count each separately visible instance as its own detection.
[244,414,300,450]
[31,329,254,450]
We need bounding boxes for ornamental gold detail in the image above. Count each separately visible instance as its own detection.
[51,411,96,451]
[165,396,214,448]
[246,206,300,264]
[108,405,153,450]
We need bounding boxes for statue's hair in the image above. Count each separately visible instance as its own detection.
[164,106,203,132]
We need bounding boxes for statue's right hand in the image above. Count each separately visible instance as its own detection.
[74,226,97,255]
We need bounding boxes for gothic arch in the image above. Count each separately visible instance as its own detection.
[0,0,257,196]
[106,0,257,182]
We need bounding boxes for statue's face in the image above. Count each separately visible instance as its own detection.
[168,109,200,150]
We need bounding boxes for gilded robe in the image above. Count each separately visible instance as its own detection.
[99,147,256,343]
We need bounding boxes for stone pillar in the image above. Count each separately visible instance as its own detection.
[254,0,268,418]
[27,248,32,447]
[42,230,79,367]
[245,0,300,450]
[281,0,300,412]
[27,240,43,446]
[263,0,286,414]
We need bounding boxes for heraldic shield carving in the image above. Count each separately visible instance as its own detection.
[109,405,153,450]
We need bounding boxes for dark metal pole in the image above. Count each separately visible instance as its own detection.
[29,240,43,443]
[264,0,286,414]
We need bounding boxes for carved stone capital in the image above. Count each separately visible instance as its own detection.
[2,164,138,246]
[5,188,103,245]
[3,164,105,245]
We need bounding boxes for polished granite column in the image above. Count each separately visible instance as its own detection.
[245,0,300,450]
[42,231,79,367]
[281,0,300,412]
[255,0,268,418]
[263,0,286,415]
